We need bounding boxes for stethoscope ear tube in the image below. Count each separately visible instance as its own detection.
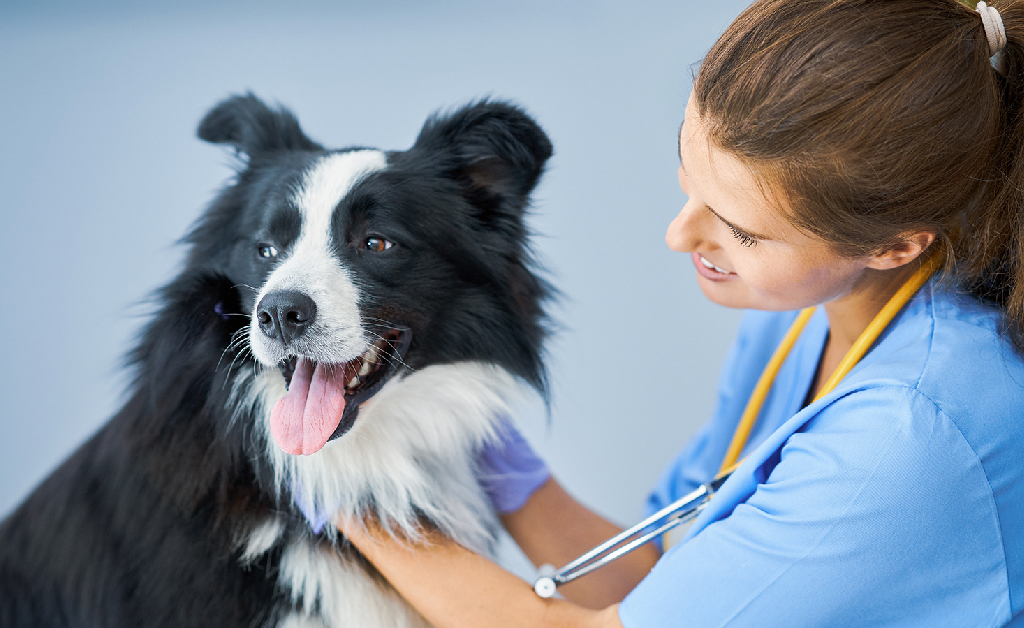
[533,474,730,598]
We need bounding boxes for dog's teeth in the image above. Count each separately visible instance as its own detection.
[358,360,371,377]
[347,375,360,389]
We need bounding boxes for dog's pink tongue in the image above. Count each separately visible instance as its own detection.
[270,358,347,455]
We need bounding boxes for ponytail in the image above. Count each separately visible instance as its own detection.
[965,0,1024,350]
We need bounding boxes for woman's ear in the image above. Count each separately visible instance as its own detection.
[865,231,938,270]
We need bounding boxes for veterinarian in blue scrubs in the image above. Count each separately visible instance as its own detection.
[337,1,1024,625]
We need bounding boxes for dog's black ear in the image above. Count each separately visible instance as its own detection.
[197,93,322,156]
[414,100,553,205]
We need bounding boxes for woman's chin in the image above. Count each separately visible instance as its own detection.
[694,275,752,310]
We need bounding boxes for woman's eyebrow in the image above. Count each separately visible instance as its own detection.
[707,206,770,241]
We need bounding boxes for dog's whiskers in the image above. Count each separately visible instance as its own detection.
[363,329,412,371]
[225,348,256,386]
[362,317,402,328]
[217,328,257,390]
[232,283,260,295]
[216,328,249,373]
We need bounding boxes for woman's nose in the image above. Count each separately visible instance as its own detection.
[666,196,705,252]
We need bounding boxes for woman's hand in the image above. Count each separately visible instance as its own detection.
[338,514,625,628]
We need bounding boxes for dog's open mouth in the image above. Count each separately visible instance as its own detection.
[269,327,411,455]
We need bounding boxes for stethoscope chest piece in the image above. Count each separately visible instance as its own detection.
[533,571,558,598]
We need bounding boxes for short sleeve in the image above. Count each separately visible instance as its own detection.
[620,385,1011,628]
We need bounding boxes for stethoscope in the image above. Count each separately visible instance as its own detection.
[533,253,944,598]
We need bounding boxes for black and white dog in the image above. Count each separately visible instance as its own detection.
[0,94,553,627]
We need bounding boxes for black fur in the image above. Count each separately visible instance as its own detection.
[0,94,553,627]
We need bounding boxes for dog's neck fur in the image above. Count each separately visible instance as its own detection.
[233,361,527,553]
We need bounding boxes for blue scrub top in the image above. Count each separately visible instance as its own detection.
[619,281,1024,627]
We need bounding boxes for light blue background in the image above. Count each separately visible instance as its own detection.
[0,0,746,536]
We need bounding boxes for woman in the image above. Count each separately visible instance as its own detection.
[337,0,1024,625]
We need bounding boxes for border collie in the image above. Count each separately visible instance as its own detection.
[0,94,553,627]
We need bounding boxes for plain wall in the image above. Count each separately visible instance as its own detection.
[0,0,748,547]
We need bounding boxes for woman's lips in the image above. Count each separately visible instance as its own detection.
[691,252,738,282]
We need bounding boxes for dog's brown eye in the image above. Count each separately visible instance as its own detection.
[364,236,393,253]
[257,243,279,259]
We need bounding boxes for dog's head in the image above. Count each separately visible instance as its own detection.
[187,94,553,455]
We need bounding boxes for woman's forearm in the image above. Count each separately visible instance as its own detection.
[342,521,623,628]
[501,478,661,608]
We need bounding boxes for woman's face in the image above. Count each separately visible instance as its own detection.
[668,92,871,312]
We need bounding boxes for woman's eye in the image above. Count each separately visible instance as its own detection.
[364,236,394,253]
[257,243,279,259]
[726,224,757,248]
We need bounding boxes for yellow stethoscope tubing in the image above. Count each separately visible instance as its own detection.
[716,307,816,474]
[717,250,945,477]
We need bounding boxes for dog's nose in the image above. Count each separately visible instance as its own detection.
[256,290,317,344]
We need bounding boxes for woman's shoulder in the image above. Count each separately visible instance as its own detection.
[822,280,1024,473]
[856,281,1024,425]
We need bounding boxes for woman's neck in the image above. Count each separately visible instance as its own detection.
[813,263,921,398]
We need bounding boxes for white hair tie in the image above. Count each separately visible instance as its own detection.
[977,1,1007,75]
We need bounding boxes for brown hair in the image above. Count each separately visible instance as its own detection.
[694,0,1024,350]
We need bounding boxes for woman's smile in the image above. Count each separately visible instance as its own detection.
[692,252,737,281]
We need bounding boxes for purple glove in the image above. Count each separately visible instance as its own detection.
[478,418,551,514]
